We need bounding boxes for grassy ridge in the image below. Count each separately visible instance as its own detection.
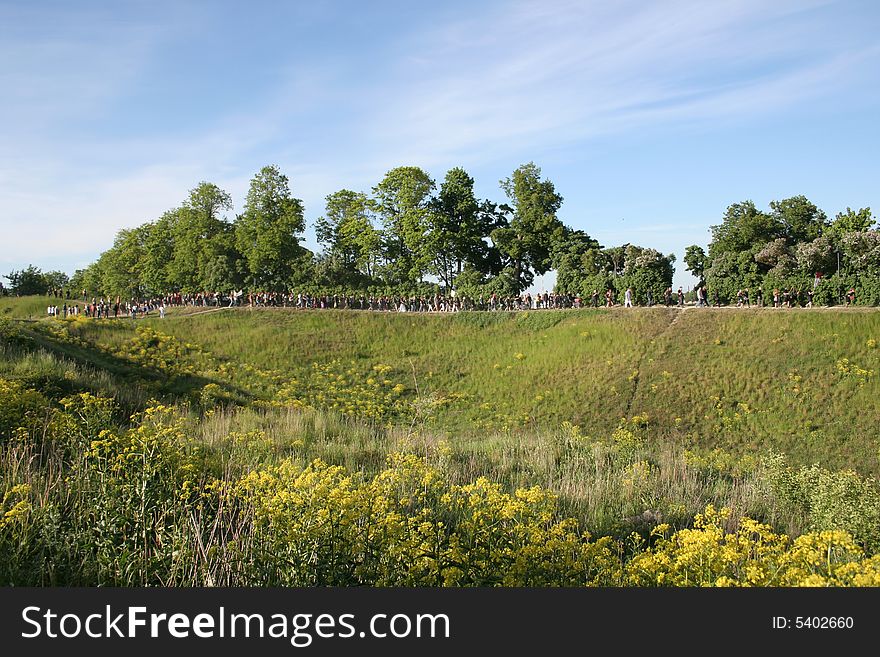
[145,306,879,472]
[632,309,880,470]
[74,307,669,434]
[2,297,878,474]
[4,297,880,586]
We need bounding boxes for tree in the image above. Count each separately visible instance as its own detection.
[706,201,786,303]
[43,270,70,292]
[5,265,47,296]
[683,245,707,281]
[95,226,149,298]
[168,182,234,292]
[490,163,565,293]
[826,207,875,242]
[551,228,603,294]
[619,245,675,303]
[428,167,490,289]
[795,236,835,276]
[604,246,627,277]
[140,214,175,295]
[709,201,784,257]
[371,166,435,287]
[316,189,380,284]
[235,165,306,290]
[770,195,828,244]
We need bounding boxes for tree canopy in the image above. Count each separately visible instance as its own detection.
[22,164,879,306]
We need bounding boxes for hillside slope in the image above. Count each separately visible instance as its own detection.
[2,298,878,473]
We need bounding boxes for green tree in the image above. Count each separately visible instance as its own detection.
[43,270,70,292]
[428,167,490,289]
[490,163,565,293]
[770,195,828,243]
[709,201,784,257]
[618,245,675,303]
[5,265,47,296]
[168,182,234,292]
[235,165,306,290]
[683,245,707,281]
[316,189,380,284]
[551,228,603,294]
[95,226,149,298]
[371,166,435,287]
[826,207,875,242]
[706,201,785,303]
[140,214,175,295]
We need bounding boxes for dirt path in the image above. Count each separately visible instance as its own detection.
[172,306,233,317]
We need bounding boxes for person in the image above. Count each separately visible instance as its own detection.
[605,288,614,307]
[806,289,813,308]
[646,289,653,307]
[677,287,684,307]
[664,287,672,307]
[847,287,856,306]
[159,302,166,319]
[756,287,763,308]
[590,290,599,308]
[624,287,633,308]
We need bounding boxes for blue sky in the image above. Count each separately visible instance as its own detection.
[1,0,878,291]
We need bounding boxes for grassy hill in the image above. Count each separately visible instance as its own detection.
[3,296,880,585]
[2,297,878,473]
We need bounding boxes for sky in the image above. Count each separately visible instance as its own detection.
[1,0,879,292]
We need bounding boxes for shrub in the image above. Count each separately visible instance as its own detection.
[0,378,50,441]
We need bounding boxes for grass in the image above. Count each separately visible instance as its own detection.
[1,297,877,473]
[0,295,75,320]
[3,296,880,585]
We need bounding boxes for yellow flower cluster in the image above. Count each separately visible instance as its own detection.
[836,358,875,386]
[113,326,213,378]
[625,505,880,586]
[274,360,410,421]
[683,448,757,478]
[704,394,756,432]
[85,404,198,503]
[234,453,621,586]
[0,484,31,531]
[0,377,49,439]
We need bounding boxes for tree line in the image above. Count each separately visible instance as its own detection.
[3,163,877,305]
[684,198,879,305]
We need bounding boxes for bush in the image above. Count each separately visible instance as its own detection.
[234,453,622,586]
[761,453,880,553]
[0,378,50,441]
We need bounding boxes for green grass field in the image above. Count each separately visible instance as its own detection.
[3,296,880,585]
[2,297,878,473]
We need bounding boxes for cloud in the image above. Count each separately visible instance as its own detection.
[350,0,874,166]
[0,0,877,277]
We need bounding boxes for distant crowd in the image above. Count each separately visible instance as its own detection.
[41,283,858,320]
[691,285,857,308]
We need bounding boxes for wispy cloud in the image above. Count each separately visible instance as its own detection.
[353,0,874,166]
[0,0,877,277]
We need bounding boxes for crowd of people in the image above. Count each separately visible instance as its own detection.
[39,282,859,321]
[691,285,857,309]
[248,291,584,312]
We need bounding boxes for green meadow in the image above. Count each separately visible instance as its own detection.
[2,297,880,586]
[15,300,874,472]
